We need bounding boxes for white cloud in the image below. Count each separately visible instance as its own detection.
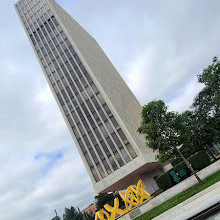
[168,77,205,112]
[36,86,54,104]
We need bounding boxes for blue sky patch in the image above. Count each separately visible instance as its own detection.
[35,151,63,174]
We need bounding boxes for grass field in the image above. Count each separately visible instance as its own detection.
[135,169,220,220]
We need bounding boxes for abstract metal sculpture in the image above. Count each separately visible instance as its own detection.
[95,180,151,220]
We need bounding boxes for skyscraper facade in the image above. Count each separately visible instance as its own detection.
[15,0,164,194]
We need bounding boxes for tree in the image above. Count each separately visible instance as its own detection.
[95,193,115,211]
[51,217,61,220]
[62,206,94,220]
[138,100,203,184]
[63,207,79,220]
[95,192,124,211]
[138,100,184,161]
[190,57,220,156]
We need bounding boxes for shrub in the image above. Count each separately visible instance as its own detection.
[156,172,173,191]
[156,151,211,191]
[171,158,182,166]
[189,150,211,170]
[173,161,191,175]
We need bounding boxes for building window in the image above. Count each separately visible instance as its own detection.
[91,167,100,182]
[82,118,89,132]
[61,90,68,101]
[99,123,108,138]
[114,151,124,166]
[84,152,93,166]
[30,34,36,45]
[78,123,85,136]
[97,163,106,178]
[105,120,114,134]
[92,111,100,124]
[86,86,93,97]
[88,131,97,146]
[90,82,98,94]
[66,114,74,126]
[102,159,111,174]
[94,127,102,140]
[73,126,80,139]
[103,103,111,115]
[117,128,127,143]
[97,108,107,122]
[100,140,110,156]
[108,155,118,171]
[76,106,83,119]
[69,46,76,56]
[125,143,137,159]
[74,54,81,65]
[81,103,89,117]
[110,115,119,128]
[120,148,130,163]
[86,100,95,113]
[87,114,96,129]
[91,96,100,109]
[106,136,116,153]
[96,93,105,105]
[89,148,98,164]
[112,132,123,149]
[80,76,87,87]
[84,72,92,84]
[51,15,59,26]
[72,111,80,124]
[75,79,83,91]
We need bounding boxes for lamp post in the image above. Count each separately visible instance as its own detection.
[175,144,203,185]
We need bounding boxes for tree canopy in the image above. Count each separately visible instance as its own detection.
[95,192,124,211]
[51,206,94,220]
[138,57,220,163]
[138,100,190,162]
[191,57,220,150]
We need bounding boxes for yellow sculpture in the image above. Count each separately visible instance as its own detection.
[95,180,151,220]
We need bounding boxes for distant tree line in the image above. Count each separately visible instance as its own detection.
[51,206,94,220]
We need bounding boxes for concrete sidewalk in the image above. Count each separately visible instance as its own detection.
[153,181,220,220]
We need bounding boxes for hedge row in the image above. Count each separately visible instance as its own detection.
[188,150,210,170]
[156,150,211,191]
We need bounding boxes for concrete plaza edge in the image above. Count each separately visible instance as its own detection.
[153,180,220,219]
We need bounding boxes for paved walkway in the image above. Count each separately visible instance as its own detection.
[153,181,220,220]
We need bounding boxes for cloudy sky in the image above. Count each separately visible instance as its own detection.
[0,0,220,219]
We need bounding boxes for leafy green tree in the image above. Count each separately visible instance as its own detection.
[138,100,203,184]
[137,100,185,161]
[190,57,220,156]
[95,193,115,211]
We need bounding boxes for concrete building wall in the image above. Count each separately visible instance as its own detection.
[15,0,161,194]
[47,0,155,157]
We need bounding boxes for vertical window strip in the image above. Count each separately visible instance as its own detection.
[19,0,102,179]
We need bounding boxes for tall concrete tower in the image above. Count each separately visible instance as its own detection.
[15,0,163,194]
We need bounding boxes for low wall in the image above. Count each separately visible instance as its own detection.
[118,160,220,220]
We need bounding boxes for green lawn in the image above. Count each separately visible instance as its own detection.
[135,169,220,220]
